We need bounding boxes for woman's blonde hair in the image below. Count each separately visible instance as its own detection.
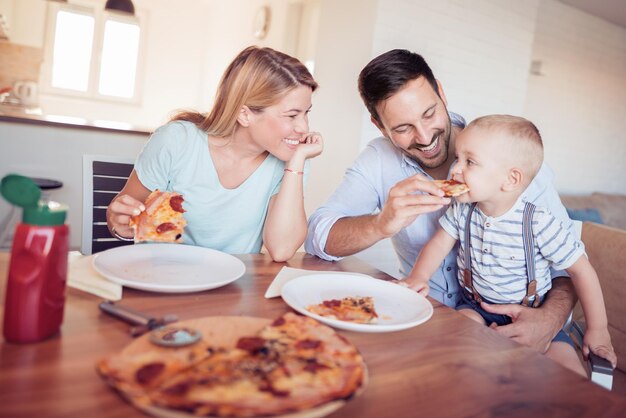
[172,46,317,137]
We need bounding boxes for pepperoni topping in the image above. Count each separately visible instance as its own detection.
[272,317,286,326]
[163,380,192,395]
[156,223,177,234]
[295,339,321,349]
[269,388,290,397]
[169,195,185,213]
[260,382,290,397]
[236,337,267,353]
[323,299,341,308]
[135,362,165,385]
[304,361,331,373]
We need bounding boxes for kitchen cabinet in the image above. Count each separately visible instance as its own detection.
[0,40,42,94]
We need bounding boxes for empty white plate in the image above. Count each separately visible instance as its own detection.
[92,244,246,293]
[281,273,433,332]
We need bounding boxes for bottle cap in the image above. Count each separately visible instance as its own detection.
[1,174,67,226]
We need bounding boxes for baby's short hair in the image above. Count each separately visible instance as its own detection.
[467,115,544,182]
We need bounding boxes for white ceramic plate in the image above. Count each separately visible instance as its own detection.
[92,244,246,293]
[281,274,433,333]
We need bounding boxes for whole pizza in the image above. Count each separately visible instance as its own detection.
[97,313,366,417]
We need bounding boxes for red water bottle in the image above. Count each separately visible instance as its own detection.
[1,174,69,343]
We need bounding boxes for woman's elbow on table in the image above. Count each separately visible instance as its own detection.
[265,244,298,263]
[263,226,306,262]
[265,234,306,261]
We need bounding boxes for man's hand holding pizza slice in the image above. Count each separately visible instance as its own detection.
[373,174,452,239]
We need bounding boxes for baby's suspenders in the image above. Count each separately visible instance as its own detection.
[462,202,541,307]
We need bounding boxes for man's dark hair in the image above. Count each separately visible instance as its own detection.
[358,49,439,124]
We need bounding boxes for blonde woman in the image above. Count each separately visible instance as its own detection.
[107,46,322,261]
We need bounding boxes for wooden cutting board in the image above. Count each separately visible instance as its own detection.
[101,316,367,418]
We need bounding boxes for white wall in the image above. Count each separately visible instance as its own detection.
[524,0,626,194]
[361,0,540,146]
[304,0,378,215]
[2,0,318,130]
[200,0,301,109]
[0,122,148,249]
[0,0,46,47]
[352,0,626,196]
[39,0,213,129]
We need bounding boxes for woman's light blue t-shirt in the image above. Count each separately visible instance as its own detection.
[135,121,300,254]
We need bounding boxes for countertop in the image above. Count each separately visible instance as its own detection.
[0,104,152,135]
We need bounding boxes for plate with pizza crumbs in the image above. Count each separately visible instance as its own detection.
[97,313,367,418]
[281,274,433,333]
[93,244,246,293]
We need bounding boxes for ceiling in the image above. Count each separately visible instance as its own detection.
[559,0,626,28]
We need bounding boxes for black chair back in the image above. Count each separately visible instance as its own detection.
[82,155,135,254]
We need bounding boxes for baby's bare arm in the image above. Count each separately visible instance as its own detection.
[567,256,616,367]
[404,227,456,292]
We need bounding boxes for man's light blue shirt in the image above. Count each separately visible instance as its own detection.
[305,113,573,307]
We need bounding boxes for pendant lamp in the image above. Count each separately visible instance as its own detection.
[105,0,135,15]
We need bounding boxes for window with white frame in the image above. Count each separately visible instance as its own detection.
[42,2,144,103]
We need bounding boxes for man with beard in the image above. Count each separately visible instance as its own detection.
[305,49,576,353]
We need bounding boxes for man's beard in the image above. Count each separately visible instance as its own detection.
[404,119,452,169]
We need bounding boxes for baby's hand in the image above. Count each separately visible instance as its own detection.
[583,327,617,368]
[295,132,323,160]
[394,279,429,297]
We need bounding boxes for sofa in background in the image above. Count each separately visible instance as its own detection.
[561,192,626,230]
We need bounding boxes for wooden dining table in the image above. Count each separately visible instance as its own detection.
[0,251,625,418]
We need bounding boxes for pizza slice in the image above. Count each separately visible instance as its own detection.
[434,179,470,197]
[306,296,378,324]
[130,190,186,243]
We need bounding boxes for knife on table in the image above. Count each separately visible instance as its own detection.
[99,301,178,337]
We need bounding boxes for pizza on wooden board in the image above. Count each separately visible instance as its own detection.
[129,190,186,243]
[306,297,378,324]
[433,179,470,197]
[97,338,212,402]
[97,313,366,417]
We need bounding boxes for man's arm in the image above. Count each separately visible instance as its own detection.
[323,214,382,257]
[325,175,449,256]
[567,257,616,366]
[305,140,449,260]
[324,174,449,257]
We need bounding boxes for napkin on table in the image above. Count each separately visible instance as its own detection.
[67,251,122,301]
[264,266,369,299]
